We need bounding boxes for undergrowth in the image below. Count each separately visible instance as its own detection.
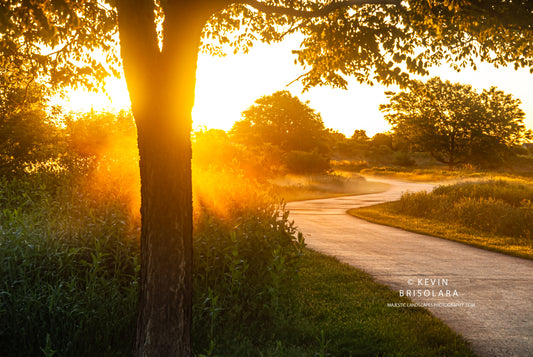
[0,171,304,356]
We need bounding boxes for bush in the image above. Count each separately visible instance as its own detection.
[392,151,416,167]
[0,175,138,357]
[395,180,533,240]
[285,150,331,174]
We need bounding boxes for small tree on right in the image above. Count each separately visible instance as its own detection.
[380,77,530,169]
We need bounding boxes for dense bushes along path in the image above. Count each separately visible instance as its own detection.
[287,178,533,357]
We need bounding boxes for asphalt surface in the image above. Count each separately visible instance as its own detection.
[286,178,533,357]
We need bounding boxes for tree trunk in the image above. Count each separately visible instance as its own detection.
[116,1,211,355]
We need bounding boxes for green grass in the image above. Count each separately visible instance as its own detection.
[191,249,476,356]
[283,250,475,356]
[349,179,533,260]
[270,173,390,202]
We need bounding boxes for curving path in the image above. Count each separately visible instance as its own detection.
[286,178,533,357]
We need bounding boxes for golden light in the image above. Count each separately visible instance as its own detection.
[52,38,532,137]
[53,77,131,114]
[192,37,394,137]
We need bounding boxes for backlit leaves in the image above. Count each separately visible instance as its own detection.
[1,0,120,92]
[2,0,533,96]
[381,77,528,167]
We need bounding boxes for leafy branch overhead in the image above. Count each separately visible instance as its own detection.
[2,0,533,94]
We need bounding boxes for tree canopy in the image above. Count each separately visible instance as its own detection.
[231,91,330,173]
[2,1,532,94]
[381,77,529,168]
[232,91,327,152]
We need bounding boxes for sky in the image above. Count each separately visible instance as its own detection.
[65,37,533,138]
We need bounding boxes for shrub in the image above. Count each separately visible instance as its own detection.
[392,151,416,167]
[285,150,331,174]
[395,180,533,240]
[0,175,138,357]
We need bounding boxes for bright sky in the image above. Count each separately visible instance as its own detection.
[64,37,533,138]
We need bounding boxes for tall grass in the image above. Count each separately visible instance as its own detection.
[0,168,304,356]
[397,180,533,241]
[0,173,138,357]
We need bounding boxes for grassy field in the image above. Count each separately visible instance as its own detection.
[349,179,533,260]
[360,165,533,183]
[270,172,390,202]
[0,171,475,356]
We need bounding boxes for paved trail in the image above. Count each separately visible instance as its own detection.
[286,178,533,357]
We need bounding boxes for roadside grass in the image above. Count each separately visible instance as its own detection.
[285,249,475,357]
[360,166,487,182]
[349,179,533,260]
[270,172,389,202]
[360,166,533,184]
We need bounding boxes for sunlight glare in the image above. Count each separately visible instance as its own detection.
[55,77,131,113]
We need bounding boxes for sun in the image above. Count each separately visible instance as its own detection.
[192,41,301,133]
[192,37,393,137]
[53,77,131,114]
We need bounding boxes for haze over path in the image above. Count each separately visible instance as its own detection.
[286,178,533,357]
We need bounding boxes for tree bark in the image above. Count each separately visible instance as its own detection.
[116,1,211,355]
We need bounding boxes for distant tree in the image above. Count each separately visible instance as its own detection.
[324,129,347,154]
[370,132,394,149]
[0,77,58,177]
[351,130,370,143]
[327,129,347,145]
[232,91,328,153]
[231,91,331,173]
[381,77,529,168]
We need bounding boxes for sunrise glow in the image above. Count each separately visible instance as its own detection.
[57,39,533,138]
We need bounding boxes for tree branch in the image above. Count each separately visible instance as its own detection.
[239,0,402,17]
[285,70,312,87]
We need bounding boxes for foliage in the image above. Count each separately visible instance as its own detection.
[392,151,416,167]
[0,165,305,356]
[231,91,327,152]
[381,77,529,168]
[0,174,139,357]
[192,128,285,178]
[0,0,119,92]
[0,79,59,177]
[285,150,331,174]
[406,0,533,73]
[3,1,533,94]
[231,91,330,173]
[60,110,138,176]
[397,180,533,240]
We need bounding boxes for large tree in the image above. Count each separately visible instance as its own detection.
[231,90,330,173]
[381,77,528,168]
[2,0,533,355]
[231,91,327,152]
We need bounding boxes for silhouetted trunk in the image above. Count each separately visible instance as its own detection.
[116,1,209,355]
